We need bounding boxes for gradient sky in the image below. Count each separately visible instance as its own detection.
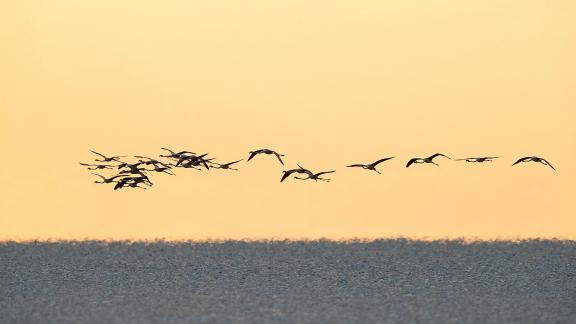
[1,0,575,240]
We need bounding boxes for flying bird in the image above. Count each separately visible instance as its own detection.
[176,154,212,170]
[135,156,170,166]
[135,157,173,173]
[131,175,153,186]
[159,148,197,160]
[280,166,313,182]
[117,161,144,169]
[117,162,148,175]
[90,150,126,163]
[456,156,500,163]
[347,157,394,174]
[114,177,149,190]
[512,156,556,170]
[295,170,336,182]
[248,149,285,165]
[80,163,115,170]
[210,159,243,171]
[91,173,127,184]
[147,164,175,175]
[406,153,450,168]
[119,169,149,177]
[175,153,208,166]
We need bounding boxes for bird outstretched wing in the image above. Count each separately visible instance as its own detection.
[315,170,336,176]
[225,159,243,166]
[114,179,128,190]
[247,151,259,162]
[280,170,295,182]
[540,158,556,170]
[372,157,394,166]
[177,151,195,155]
[512,157,530,166]
[161,147,176,154]
[199,158,211,170]
[429,153,450,160]
[176,156,191,166]
[296,165,313,175]
[406,159,418,168]
[347,164,364,168]
[90,150,107,159]
[274,152,285,165]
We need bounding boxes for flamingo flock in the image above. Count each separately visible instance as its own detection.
[80,149,555,190]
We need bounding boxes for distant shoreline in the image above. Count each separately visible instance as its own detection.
[2,238,575,244]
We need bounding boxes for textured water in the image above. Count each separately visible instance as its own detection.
[1,240,575,323]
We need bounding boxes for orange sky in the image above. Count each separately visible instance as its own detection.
[1,0,575,240]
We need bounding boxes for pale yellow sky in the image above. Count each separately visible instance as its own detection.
[1,0,575,240]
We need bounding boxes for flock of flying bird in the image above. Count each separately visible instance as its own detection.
[80,149,556,190]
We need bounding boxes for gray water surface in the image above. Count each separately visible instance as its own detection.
[1,240,575,323]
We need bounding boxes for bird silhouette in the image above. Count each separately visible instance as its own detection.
[512,156,555,170]
[159,148,197,160]
[114,177,150,190]
[347,157,394,174]
[176,154,212,170]
[280,166,313,182]
[80,163,115,170]
[175,153,208,166]
[119,169,149,177]
[132,174,153,186]
[135,156,170,166]
[406,153,450,168]
[91,173,127,184]
[147,164,175,175]
[248,149,285,165]
[134,156,173,174]
[295,170,336,182]
[117,162,148,174]
[456,156,500,163]
[85,146,557,191]
[90,150,126,163]
[210,159,243,171]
